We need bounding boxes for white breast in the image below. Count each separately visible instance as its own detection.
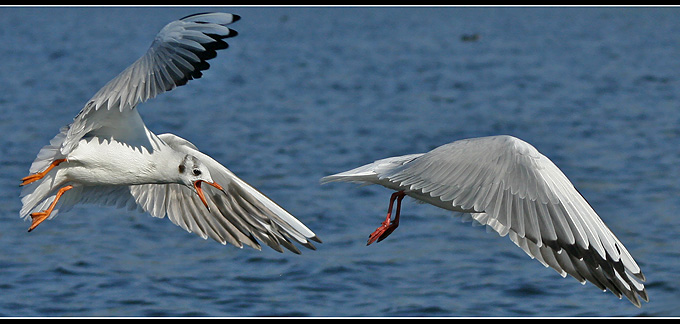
[64,134,178,186]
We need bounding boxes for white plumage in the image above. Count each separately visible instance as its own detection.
[20,13,320,254]
[322,135,647,307]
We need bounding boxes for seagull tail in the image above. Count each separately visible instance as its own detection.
[320,154,423,185]
[20,126,73,221]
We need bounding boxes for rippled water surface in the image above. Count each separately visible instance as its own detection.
[1,7,679,317]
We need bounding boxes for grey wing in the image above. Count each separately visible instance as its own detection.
[386,135,647,306]
[128,133,320,254]
[324,135,647,306]
[61,12,240,155]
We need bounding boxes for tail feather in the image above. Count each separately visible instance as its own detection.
[321,154,423,185]
[20,177,79,222]
[20,126,71,221]
[28,126,69,174]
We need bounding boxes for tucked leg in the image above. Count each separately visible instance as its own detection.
[21,159,67,186]
[28,185,73,232]
[367,191,406,245]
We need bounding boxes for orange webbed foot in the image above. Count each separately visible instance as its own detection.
[20,159,67,186]
[366,191,405,246]
[26,184,73,232]
[367,219,399,245]
[28,212,50,232]
[21,173,46,186]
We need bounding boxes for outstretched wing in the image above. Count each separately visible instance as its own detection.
[61,12,240,155]
[126,133,321,254]
[323,135,647,307]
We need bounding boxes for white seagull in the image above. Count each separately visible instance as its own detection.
[322,135,647,306]
[20,12,320,254]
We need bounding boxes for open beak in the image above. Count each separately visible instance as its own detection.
[194,180,224,211]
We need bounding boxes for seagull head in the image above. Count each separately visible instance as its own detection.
[179,154,224,211]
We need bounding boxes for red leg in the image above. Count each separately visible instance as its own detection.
[21,158,67,186]
[28,185,73,232]
[367,191,406,245]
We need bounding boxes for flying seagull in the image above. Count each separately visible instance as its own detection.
[322,135,647,306]
[20,13,320,254]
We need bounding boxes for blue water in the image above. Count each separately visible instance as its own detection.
[1,6,679,317]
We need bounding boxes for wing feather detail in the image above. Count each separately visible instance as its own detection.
[61,13,240,155]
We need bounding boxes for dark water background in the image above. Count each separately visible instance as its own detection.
[1,6,679,317]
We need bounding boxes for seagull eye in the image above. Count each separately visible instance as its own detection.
[178,165,186,173]
[193,169,202,176]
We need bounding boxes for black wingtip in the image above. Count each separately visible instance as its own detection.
[180,12,241,25]
[226,28,238,38]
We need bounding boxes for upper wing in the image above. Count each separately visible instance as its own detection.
[61,12,240,155]
[127,133,320,254]
[323,135,647,306]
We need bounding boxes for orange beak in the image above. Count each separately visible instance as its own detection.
[194,180,224,211]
